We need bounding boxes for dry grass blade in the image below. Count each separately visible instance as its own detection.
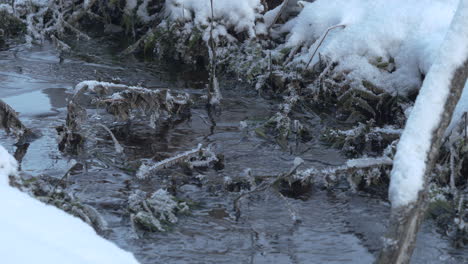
[305,24,346,70]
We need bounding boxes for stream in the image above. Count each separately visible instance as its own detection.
[0,40,466,264]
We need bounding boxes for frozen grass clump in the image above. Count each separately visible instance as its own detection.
[129,189,189,232]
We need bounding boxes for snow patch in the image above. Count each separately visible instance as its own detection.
[285,0,459,95]
[164,0,264,39]
[0,145,139,263]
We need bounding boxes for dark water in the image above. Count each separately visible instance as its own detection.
[0,41,466,264]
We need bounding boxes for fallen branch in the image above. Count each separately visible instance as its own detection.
[136,144,203,179]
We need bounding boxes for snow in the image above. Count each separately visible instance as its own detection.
[0,145,139,264]
[389,0,468,208]
[137,0,156,22]
[74,80,129,94]
[447,81,468,135]
[346,157,393,169]
[125,0,138,14]
[0,145,18,185]
[164,0,264,38]
[284,0,460,95]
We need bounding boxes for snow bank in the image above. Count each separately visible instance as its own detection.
[285,0,459,95]
[0,145,139,264]
[389,0,468,208]
[164,0,264,39]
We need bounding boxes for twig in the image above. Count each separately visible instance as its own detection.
[234,158,304,221]
[283,44,301,66]
[136,144,203,179]
[304,24,346,70]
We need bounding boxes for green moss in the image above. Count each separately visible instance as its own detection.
[254,127,268,139]
[0,11,26,37]
[426,199,454,229]
[144,32,157,56]
[122,14,134,35]
[187,29,202,50]
[280,47,292,55]
[376,62,389,69]
[22,177,38,185]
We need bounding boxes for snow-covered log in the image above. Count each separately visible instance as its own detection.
[378,0,468,263]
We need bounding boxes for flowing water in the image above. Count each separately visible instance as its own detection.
[0,41,466,264]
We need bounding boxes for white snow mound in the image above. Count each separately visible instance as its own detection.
[0,145,139,264]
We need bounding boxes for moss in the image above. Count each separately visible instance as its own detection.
[122,14,134,35]
[427,199,455,230]
[143,32,157,57]
[376,62,389,69]
[187,29,202,50]
[22,177,39,186]
[0,11,26,37]
[254,127,268,139]
[280,47,292,55]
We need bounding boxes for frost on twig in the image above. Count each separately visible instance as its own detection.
[136,144,221,179]
[322,123,401,157]
[292,156,393,193]
[136,144,201,179]
[234,153,394,217]
[129,189,189,232]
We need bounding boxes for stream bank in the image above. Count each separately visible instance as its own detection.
[0,38,467,263]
